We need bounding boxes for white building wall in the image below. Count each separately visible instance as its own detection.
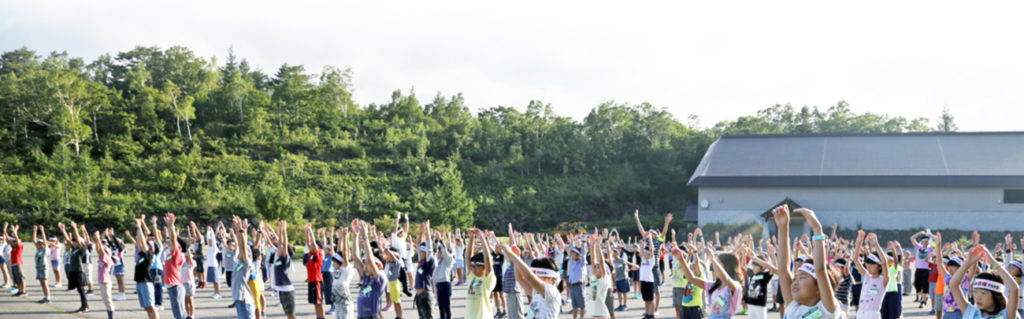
[697,187,1024,231]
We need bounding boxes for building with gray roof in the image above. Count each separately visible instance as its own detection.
[686,132,1024,234]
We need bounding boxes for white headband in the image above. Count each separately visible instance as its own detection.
[972,278,1005,293]
[949,256,964,266]
[418,245,429,252]
[797,263,817,280]
[866,254,881,264]
[1010,261,1024,272]
[531,267,559,279]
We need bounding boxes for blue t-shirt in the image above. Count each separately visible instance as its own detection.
[274,253,292,287]
[357,273,386,317]
[320,245,333,273]
[568,256,587,284]
[961,304,1007,319]
[415,258,435,290]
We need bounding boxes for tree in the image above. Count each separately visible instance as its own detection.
[159,81,196,140]
[937,107,957,132]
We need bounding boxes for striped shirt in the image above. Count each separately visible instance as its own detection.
[502,260,520,293]
[835,274,852,305]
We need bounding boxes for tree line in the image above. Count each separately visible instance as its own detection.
[0,45,957,232]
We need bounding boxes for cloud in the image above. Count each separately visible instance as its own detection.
[2,0,1023,131]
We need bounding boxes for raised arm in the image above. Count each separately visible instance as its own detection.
[591,235,605,278]
[93,231,107,259]
[165,213,178,252]
[403,214,410,239]
[934,232,949,277]
[874,236,890,288]
[773,205,794,306]
[58,223,71,246]
[337,227,349,261]
[278,220,288,257]
[465,228,477,263]
[796,208,838,312]
[674,246,709,288]
[852,230,868,277]
[481,231,494,275]
[233,216,249,262]
[950,246,981,312]
[633,209,645,235]
[661,213,672,241]
[71,221,85,247]
[151,217,163,249]
[706,246,740,291]
[350,221,367,274]
[360,221,377,276]
[497,239,550,296]
[305,223,319,255]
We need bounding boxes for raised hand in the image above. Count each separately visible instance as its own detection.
[771,205,790,227]
[794,208,822,232]
[966,246,985,264]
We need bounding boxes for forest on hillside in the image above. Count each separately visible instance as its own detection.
[0,46,958,233]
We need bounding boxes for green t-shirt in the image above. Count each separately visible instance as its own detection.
[672,264,704,308]
[886,264,899,292]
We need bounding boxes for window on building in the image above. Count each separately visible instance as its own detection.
[1005,189,1024,204]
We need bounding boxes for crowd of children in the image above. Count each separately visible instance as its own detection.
[1,207,1022,319]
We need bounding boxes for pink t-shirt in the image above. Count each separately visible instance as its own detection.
[181,256,194,284]
[706,281,743,315]
[97,254,113,284]
[163,248,185,286]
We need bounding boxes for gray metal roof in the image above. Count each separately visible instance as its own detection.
[687,132,1024,187]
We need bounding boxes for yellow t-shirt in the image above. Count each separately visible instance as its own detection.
[466,272,497,319]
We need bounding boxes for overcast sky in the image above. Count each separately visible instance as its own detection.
[2,1,1022,131]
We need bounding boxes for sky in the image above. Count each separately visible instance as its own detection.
[2,0,1023,131]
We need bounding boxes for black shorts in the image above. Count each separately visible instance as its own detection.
[68,271,86,290]
[850,284,862,306]
[308,281,323,304]
[913,269,930,293]
[493,276,503,293]
[681,306,704,319]
[629,270,639,282]
[11,264,24,285]
[279,290,296,314]
[640,281,655,302]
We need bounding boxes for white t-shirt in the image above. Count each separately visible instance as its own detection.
[205,244,220,269]
[332,263,357,316]
[783,300,846,319]
[552,249,565,267]
[528,282,562,319]
[453,245,465,262]
[639,257,655,282]
[391,234,408,259]
[585,274,612,317]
